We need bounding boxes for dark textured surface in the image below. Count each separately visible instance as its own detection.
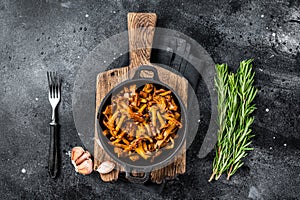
[1,0,300,199]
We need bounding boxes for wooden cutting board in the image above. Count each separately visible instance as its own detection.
[93,13,188,184]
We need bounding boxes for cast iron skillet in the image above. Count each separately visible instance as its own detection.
[96,66,188,183]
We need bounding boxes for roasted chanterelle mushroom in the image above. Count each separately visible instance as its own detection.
[101,84,182,162]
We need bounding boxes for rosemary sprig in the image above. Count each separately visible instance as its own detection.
[227,59,257,179]
[209,64,229,182]
[209,59,257,181]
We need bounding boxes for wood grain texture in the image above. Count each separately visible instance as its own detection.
[93,12,187,183]
[128,13,157,69]
[93,68,128,182]
[93,65,188,183]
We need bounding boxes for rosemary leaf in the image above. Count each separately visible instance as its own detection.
[208,64,228,182]
[209,59,258,182]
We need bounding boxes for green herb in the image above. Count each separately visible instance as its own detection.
[209,63,229,181]
[209,59,257,181]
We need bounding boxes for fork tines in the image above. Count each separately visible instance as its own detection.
[47,71,60,98]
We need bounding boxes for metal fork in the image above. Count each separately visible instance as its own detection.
[47,71,61,178]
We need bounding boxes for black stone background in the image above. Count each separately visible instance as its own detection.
[1,0,300,199]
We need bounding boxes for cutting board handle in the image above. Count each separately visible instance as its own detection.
[128,13,157,69]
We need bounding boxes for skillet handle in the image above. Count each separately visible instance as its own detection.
[125,168,151,184]
[133,66,159,81]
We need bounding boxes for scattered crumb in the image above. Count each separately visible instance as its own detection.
[266,27,269,30]
[113,57,116,60]
[248,186,262,200]
[21,168,26,174]
[272,33,276,37]
[35,97,38,101]
[284,143,287,147]
[269,55,274,58]
[270,147,273,150]
[166,47,172,52]
[198,119,201,123]
[66,151,71,157]
[273,136,276,139]
[112,11,116,14]
[259,68,263,72]
[85,14,89,18]
[266,108,269,112]
[61,1,71,8]
[261,14,264,18]
[104,60,106,63]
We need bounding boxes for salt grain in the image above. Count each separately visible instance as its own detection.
[35,97,39,101]
[21,168,26,173]
[284,143,287,147]
[266,108,269,112]
[273,136,276,139]
[85,14,89,18]
[270,147,273,150]
[66,151,71,157]
[272,33,276,37]
[261,14,264,18]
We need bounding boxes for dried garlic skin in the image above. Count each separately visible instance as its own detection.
[75,151,91,165]
[70,146,93,175]
[71,147,85,163]
[77,158,93,175]
[97,161,115,174]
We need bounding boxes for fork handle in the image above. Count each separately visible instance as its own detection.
[48,123,59,178]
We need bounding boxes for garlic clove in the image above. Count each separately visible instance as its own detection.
[71,147,85,164]
[77,158,93,175]
[75,151,91,165]
[96,161,115,174]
